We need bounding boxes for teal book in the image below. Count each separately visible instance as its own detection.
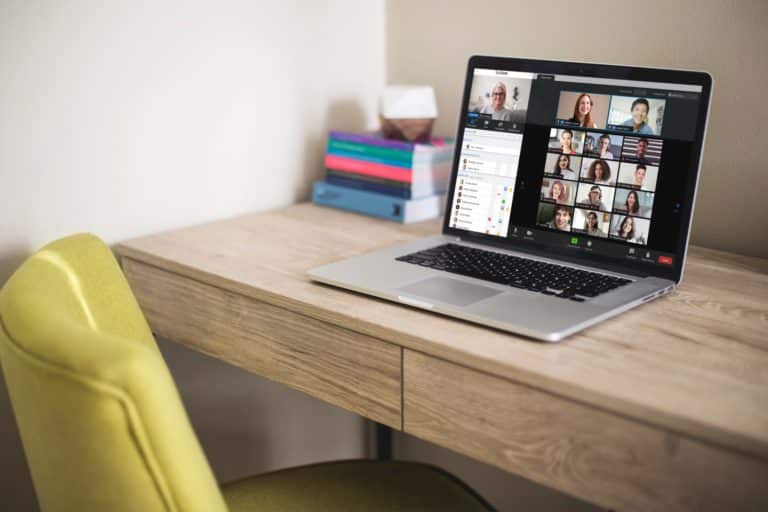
[312,181,444,223]
[327,139,413,167]
[327,133,455,166]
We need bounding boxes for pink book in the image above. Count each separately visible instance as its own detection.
[325,155,412,183]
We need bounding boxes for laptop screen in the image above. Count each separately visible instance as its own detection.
[445,59,709,279]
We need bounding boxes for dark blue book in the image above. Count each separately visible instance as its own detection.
[326,173,412,199]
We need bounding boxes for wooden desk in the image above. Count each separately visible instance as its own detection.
[116,203,768,512]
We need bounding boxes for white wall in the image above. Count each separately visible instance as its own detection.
[0,1,385,276]
[0,1,385,510]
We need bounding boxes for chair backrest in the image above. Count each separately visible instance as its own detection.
[0,234,228,512]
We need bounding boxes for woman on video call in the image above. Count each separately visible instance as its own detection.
[558,129,578,155]
[585,211,602,236]
[615,216,635,240]
[596,134,615,159]
[614,216,646,243]
[586,159,613,185]
[550,154,577,180]
[567,93,597,128]
[479,82,517,121]
[624,190,640,215]
[548,180,568,204]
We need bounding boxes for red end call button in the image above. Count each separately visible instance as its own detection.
[658,255,673,265]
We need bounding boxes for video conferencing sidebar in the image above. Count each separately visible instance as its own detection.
[449,69,702,268]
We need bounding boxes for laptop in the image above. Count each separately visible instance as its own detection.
[308,56,712,342]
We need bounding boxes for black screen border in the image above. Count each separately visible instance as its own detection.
[442,55,712,282]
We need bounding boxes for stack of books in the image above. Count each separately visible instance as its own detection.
[312,131,455,223]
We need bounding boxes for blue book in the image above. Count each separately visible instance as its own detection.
[312,181,444,223]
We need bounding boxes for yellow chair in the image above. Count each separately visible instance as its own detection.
[0,234,494,512]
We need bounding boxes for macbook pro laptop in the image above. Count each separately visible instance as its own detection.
[308,56,712,341]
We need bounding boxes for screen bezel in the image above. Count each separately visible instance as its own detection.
[442,55,712,282]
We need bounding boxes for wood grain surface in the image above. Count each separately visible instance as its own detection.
[115,203,768,463]
[404,349,768,512]
[122,257,402,429]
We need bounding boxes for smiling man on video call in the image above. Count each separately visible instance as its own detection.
[622,98,655,135]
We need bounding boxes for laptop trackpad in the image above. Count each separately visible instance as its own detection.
[397,277,503,307]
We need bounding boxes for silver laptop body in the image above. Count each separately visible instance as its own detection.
[309,56,712,342]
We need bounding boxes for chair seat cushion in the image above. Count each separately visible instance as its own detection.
[221,459,494,512]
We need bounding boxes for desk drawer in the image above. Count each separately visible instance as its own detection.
[403,349,768,512]
[122,258,401,429]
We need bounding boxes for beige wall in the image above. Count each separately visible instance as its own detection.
[386,1,766,507]
[387,0,768,258]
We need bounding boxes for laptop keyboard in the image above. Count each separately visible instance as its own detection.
[396,243,631,301]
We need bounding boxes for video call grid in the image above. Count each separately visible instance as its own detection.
[538,123,664,245]
[459,70,688,249]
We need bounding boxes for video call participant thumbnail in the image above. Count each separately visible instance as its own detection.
[572,208,610,238]
[540,178,575,205]
[607,96,666,136]
[537,202,573,232]
[555,91,610,129]
[543,152,581,180]
[613,188,654,217]
[584,133,622,160]
[609,215,650,245]
[624,98,653,134]
[621,136,662,165]
[617,162,659,192]
[480,82,522,121]
[575,182,615,212]
[468,74,531,124]
[548,128,585,155]
[580,158,617,185]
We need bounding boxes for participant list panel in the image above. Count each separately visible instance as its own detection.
[449,128,521,237]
